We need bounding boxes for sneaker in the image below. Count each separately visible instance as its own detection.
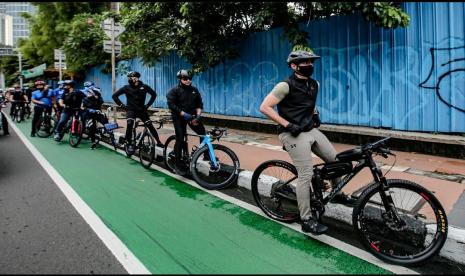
[156,142,164,149]
[301,218,328,235]
[126,144,135,155]
[174,160,189,175]
[54,133,61,142]
[330,192,356,207]
[30,132,35,137]
[90,143,97,150]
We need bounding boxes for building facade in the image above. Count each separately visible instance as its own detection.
[0,2,35,46]
[0,13,13,46]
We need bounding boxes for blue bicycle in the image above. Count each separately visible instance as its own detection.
[163,127,240,190]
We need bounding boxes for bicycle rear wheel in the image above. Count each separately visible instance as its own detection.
[139,132,155,169]
[352,179,448,265]
[190,144,239,190]
[69,119,83,147]
[163,135,189,176]
[251,160,300,222]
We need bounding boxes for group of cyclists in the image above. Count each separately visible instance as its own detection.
[2,49,354,236]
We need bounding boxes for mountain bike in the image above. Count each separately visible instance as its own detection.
[251,137,447,265]
[35,107,57,138]
[163,127,240,190]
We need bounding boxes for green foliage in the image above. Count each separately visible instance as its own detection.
[119,2,410,72]
[17,2,410,75]
[62,13,111,73]
[18,2,108,72]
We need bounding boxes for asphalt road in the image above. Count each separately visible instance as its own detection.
[0,122,127,274]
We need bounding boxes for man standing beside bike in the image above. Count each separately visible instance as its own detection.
[112,71,164,154]
[259,49,355,235]
[54,80,85,142]
[9,83,28,121]
[166,69,207,175]
[30,80,54,137]
[81,86,107,149]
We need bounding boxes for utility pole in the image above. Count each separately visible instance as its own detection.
[18,50,23,87]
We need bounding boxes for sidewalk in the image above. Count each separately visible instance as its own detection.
[106,108,465,230]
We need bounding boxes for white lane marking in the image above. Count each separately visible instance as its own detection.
[6,116,150,274]
[100,142,418,275]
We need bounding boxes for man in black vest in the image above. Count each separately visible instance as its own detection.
[259,50,355,235]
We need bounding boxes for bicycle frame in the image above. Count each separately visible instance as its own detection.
[198,134,219,168]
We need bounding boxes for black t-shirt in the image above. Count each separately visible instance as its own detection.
[63,90,85,109]
[12,90,26,101]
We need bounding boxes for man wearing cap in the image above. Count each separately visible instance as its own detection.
[54,80,85,141]
[259,49,355,235]
[112,71,164,154]
[30,80,53,137]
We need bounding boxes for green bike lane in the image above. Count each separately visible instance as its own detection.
[14,122,390,274]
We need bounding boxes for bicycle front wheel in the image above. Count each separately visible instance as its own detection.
[251,160,300,222]
[353,179,448,265]
[190,144,239,190]
[139,132,155,169]
[69,119,83,147]
[36,116,57,138]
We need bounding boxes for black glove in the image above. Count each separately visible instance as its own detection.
[312,111,321,128]
[286,123,303,137]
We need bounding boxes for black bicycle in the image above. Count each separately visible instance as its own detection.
[11,100,27,123]
[82,109,120,150]
[122,117,158,169]
[251,137,447,265]
[163,127,240,190]
[35,108,57,138]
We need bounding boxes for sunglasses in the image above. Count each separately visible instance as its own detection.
[181,77,192,81]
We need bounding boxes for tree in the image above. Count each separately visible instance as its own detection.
[119,2,410,73]
[62,13,112,73]
[18,2,109,70]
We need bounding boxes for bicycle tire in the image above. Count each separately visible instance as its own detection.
[69,119,83,147]
[163,135,189,175]
[36,115,57,138]
[352,179,448,266]
[251,160,300,223]
[139,132,155,169]
[190,144,240,190]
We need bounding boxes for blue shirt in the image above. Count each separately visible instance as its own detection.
[31,89,54,107]
[53,88,65,100]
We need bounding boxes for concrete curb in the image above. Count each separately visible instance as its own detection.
[111,131,465,265]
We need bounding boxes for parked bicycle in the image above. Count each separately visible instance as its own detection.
[35,108,57,138]
[163,127,240,190]
[121,117,159,169]
[251,137,447,265]
[58,108,84,147]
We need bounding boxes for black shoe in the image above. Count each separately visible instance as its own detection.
[330,193,356,207]
[174,161,189,175]
[301,218,328,235]
[156,142,164,148]
[30,132,35,137]
[90,143,97,150]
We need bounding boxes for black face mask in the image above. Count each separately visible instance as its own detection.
[296,64,314,78]
[128,78,139,86]
[64,88,70,93]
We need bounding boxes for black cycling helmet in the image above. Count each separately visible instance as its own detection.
[63,79,75,87]
[127,71,141,78]
[287,50,320,65]
[176,69,192,79]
